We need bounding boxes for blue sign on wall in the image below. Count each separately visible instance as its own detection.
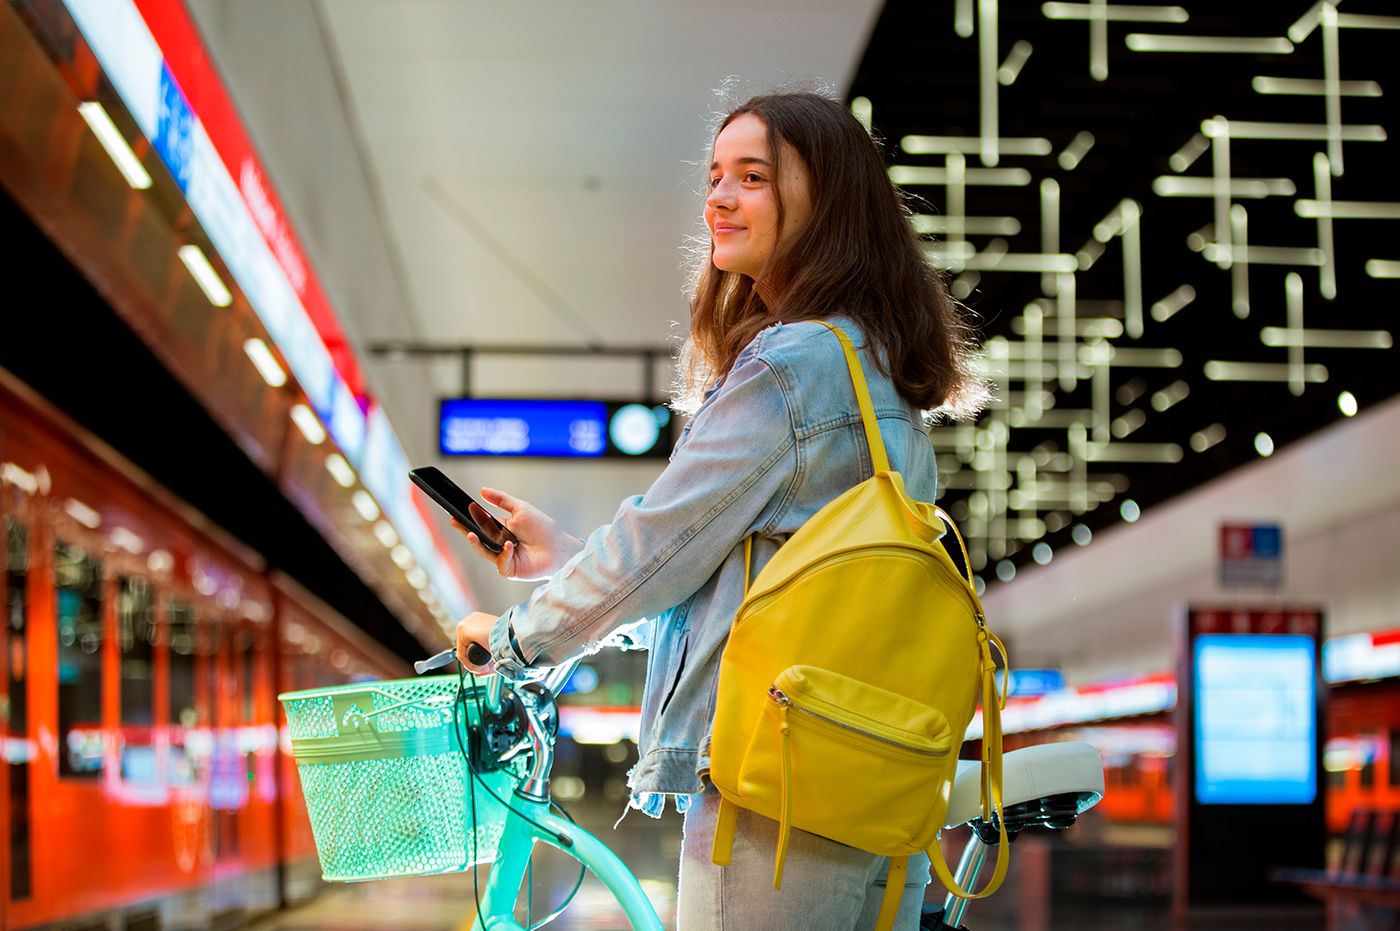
[439,399,672,459]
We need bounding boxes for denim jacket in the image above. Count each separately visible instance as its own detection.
[488,316,938,816]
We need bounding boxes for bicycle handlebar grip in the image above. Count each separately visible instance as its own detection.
[465,642,492,667]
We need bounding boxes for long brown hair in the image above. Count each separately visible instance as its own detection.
[674,91,986,419]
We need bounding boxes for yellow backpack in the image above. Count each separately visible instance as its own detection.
[707,322,1009,930]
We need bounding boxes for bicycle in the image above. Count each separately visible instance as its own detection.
[281,644,1104,931]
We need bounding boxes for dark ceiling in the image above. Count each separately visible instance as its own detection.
[849,0,1400,588]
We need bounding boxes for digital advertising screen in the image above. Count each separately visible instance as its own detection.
[1192,633,1317,805]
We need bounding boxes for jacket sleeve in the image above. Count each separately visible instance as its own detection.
[488,341,796,674]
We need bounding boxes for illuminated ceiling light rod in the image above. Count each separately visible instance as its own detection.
[1253,77,1382,97]
[1151,284,1196,322]
[1058,131,1095,170]
[850,97,873,133]
[76,101,152,190]
[1126,34,1293,54]
[1084,442,1184,463]
[1190,423,1226,452]
[1042,2,1188,21]
[901,135,1051,155]
[911,215,1022,236]
[1201,119,1386,141]
[1201,244,1325,266]
[998,41,1033,85]
[959,253,1079,273]
[1337,13,1400,29]
[1152,177,1296,197]
[1169,133,1209,172]
[1204,361,1329,382]
[243,338,287,388]
[1086,347,1183,367]
[956,0,974,37]
[889,166,1031,186]
[1295,200,1400,219]
[979,0,1000,167]
[1261,328,1393,349]
[1365,259,1400,278]
[1288,0,1330,42]
[1314,153,1337,300]
[177,244,233,307]
[289,403,326,445]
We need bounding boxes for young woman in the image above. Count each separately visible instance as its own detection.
[453,91,984,929]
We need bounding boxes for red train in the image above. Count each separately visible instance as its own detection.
[0,368,406,929]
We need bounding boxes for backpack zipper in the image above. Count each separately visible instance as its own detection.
[742,546,975,618]
[767,686,949,757]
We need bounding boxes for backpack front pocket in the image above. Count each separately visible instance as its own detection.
[736,664,955,858]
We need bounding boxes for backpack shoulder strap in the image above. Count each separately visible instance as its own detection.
[813,320,890,474]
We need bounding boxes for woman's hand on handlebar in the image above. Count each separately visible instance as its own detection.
[455,611,497,676]
[453,487,584,581]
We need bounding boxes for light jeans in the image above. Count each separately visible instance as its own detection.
[676,782,931,930]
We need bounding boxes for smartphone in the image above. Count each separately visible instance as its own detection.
[409,466,518,554]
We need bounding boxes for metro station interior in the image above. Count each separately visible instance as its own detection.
[1,1,1397,929]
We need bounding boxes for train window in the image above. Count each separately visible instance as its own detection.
[1391,731,1399,788]
[6,517,27,736]
[6,517,32,900]
[168,599,198,786]
[1360,733,1377,788]
[240,627,256,722]
[55,541,104,778]
[118,576,157,783]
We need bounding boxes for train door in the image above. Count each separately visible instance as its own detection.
[0,447,35,927]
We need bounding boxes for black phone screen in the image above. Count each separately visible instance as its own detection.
[408,467,516,554]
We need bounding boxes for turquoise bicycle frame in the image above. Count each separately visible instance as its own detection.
[467,791,663,931]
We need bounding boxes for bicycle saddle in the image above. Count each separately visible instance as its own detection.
[944,741,1105,834]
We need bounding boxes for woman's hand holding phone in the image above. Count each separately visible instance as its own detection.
[454,487,584,581]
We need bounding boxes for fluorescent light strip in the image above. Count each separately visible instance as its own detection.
[243,338,287,388]
[955,0,974,37]
[1204,361,1328,382]
[1202,119,1386,141]
[1042,2,1187,22]
[373,520,399,548]
[177,245,233,307]
[111,527,145,554]
[1,462,39,495]
[390,544,414,570]
[324,453,356,488]
[1296,200,1400,219]
[1152,176,1296,197]
[1058,131,1096,170]
[1201,244,1324,266]
[405,567,428,590]
[1260,328,1392,349]
[1253,77,1382,97]
[850,97,873,133]
[1090,347,1183,367]
[76,101,152,189]
[900,136,1051,156]
[1366,259,1400,278]
[911,215,1022,235]
[289,403,326,444]
[1126,34,1293,53]
[351,490,380,522]
[65,498,102,529]
[889,166,1032,186]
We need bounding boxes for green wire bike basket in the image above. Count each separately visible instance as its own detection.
[279,675,519,882]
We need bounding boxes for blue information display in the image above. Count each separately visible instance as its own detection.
[1193,634,1317,805]
[439,399,673,458]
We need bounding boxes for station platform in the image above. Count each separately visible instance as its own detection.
[244,809,1328,931]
